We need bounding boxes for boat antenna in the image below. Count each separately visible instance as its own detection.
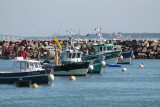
[66,28,75,48]
[65,41,69,51]
[95,27,102,44]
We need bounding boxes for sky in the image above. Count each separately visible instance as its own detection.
[0,0,160,37]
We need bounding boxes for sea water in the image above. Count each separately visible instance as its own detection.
[0,59,160,107]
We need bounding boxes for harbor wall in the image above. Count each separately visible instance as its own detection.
[0,39,160,59]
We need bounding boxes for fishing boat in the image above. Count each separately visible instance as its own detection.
[0,57,54,84]
[63,29,102,73]
[60,44,100,74]
[117,50,133,64]
[42,37,90,76]
[82,28,121,65]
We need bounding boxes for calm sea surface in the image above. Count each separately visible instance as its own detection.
[0,59,160,107]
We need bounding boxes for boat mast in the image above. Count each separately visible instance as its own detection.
[55,47,58,66]
[66,28,74,48]
[95,27,102,44]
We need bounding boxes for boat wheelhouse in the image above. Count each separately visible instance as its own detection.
[61,49,83,64]
[93,44,115,55]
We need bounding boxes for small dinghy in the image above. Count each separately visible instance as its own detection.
[109,64,122,67]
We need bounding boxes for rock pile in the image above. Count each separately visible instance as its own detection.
[0,39,160,59]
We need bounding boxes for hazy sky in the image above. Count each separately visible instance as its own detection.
[0,0,160,37]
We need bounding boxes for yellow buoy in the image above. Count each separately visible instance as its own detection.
[70,76,76,80]
[33,83,38,88]
[120,55,123,64]
[120,55,123,60]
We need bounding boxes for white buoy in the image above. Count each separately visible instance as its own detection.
[70,76,76,80]
[132,55,135,59]
[101,60,106,75]
[48,74,54,81]
[122,67,127,72]
[101,61,106,67]
[140,63,144,68]
[88,64,94,71]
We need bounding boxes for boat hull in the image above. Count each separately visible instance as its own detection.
[44,62,89,76]
[82,51,121,65]
[88,63,101,73]
[0,70,51,84]
[61,61,101,74]
[53,68,88,76]
[117,57,131,64]
[105,57,119,65]
[117,51,133,64]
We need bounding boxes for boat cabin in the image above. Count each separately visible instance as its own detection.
[61,50,83,63]
[92,44,114,55]
[14,58,43,72]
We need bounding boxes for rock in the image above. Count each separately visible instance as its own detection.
[142,47,147,52]
[31,45,36,50]
[153,46,157,51]
[157,47,160,52]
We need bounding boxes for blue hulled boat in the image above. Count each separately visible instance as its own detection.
[0,57,54,84]
[117,50,133,64]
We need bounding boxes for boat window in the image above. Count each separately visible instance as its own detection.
[21,62,25,69]
[16,62,20,68]
[72,53,76,58]
[69,53,72,58]
[107,47,113,50]
[26,63,29,68]
[35,63,39,68]
[76,53,81,58]
[103,47,106,51]
[99,47,102,51]
[29,63,34,68]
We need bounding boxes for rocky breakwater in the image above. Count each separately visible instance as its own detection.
[0,39,160,59]
[113,39,160,59]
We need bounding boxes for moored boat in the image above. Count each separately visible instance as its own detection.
[0,57,53,84]
[82,28,121,65]
[42,36,90,76]
[117,50,133,64]
[82,44,121,65]
[60,43,101,74]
